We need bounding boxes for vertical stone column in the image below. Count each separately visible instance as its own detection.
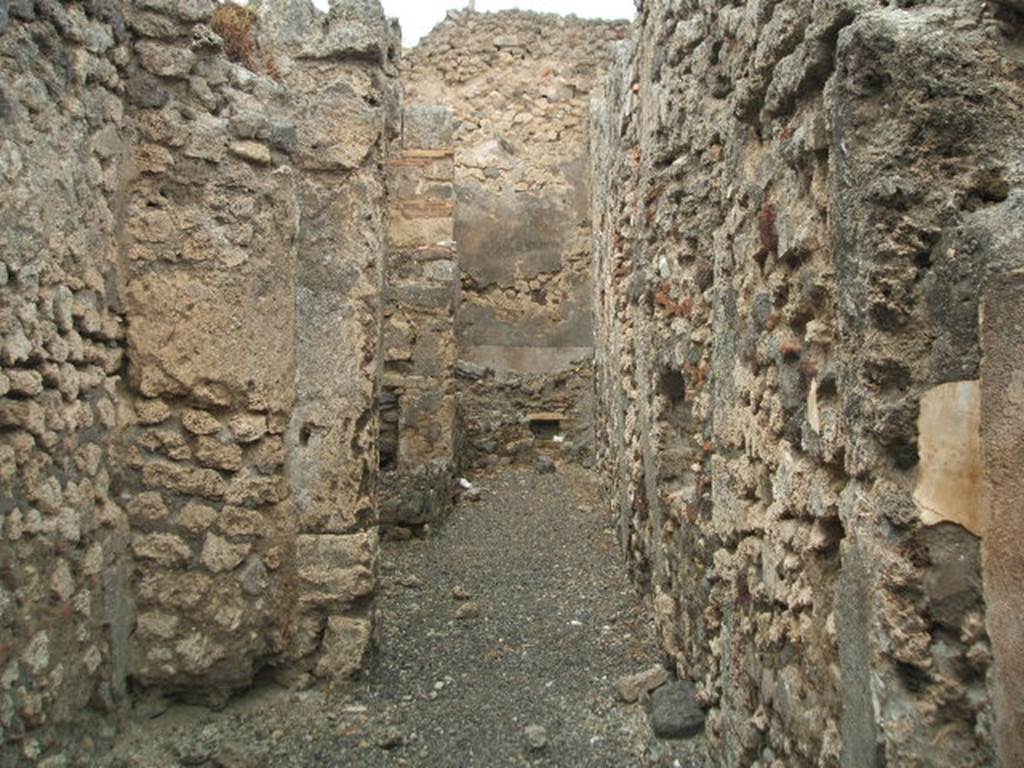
[379,107,458,529]
[980,192,1024,768]
[119,5,301,699]
[268,0,400,683]
[119,0,400,694]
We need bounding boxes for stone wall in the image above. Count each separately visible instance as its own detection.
[403,10,628,464]
[122,0,398,700]
[121,2,299,698]
[455,360,595,470]
[380,106,458,528]
[592,1,1024,766]
[1,0,398,761]
[5,0,1023,763]
[1,2,133,763]
[258,0,397,691]
[978,191,1024,768]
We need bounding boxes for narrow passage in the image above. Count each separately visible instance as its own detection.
[359,465,709,767]
[107,466,709,767]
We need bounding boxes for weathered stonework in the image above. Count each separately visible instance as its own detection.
[1,2,133,763]
[592,1,1024,766]
[1,0,397,761]
[120,0,398,701]
[403,11,628,465]
[380,106,458,527]
[267,0,398,689]
[455,360,595,470]
[978,191,1024,768]
[3,0,1023,765]
[121,29,299,696]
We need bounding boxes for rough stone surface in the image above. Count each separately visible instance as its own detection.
[120,0,398,703]
[979,192,1024,768]
[0,0,398,760]
[379,107,458,528]
[315,616,373,681]
[0,1,133,762]
[3,0,1023,765]
[592,1,1023,766]
[458,360,596,470]
[616,666,671,703]
[403,11,629,465]
[524,724,548,751]
[649,681,705,740]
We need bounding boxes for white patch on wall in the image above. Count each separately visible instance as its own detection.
[914,380,985,536]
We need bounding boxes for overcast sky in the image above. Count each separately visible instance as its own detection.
[313,1,635,46]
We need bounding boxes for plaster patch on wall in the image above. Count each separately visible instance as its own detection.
[807,378,821,434]
[914,380,985,536]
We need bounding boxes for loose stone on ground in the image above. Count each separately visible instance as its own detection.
[648,681,706,741]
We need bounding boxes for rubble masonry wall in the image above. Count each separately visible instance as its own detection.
[1,0,398,762]
[403,11,628,468]
[592,1,1024,766]
[380,106,459,528]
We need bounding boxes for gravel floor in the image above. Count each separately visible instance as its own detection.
[106,465,710,768]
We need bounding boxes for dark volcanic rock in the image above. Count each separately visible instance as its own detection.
[649,681,705,740]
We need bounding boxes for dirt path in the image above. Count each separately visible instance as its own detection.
[107,466,709,767]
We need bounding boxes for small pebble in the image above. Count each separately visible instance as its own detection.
[377,726,404,750]
[616,666,671,703]
[536,456,556,474]
[524,724,548,751]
